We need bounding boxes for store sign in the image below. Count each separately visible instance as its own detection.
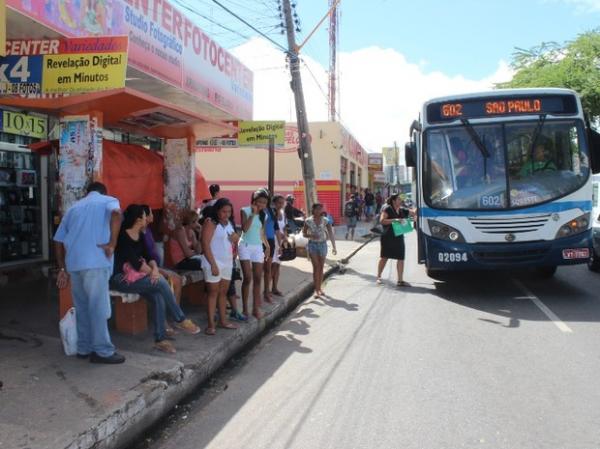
[368,153,383,171]
[373,171,386,183]
[6,0,253,119]
[341,129,367,166]
[238,121,285,146]
[0,110,47,138]
[1,36,128,95]
[382,147,399,165]
[0,0,5,57]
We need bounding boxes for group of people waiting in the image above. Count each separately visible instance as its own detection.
[54,182,338,363]
[343,188,384,240]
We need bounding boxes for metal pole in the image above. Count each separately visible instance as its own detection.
[268,136,275,196]
[283,0,317,213]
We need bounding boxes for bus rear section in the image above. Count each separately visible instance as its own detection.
[405,89,600,277]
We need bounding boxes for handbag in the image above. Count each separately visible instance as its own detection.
[122,261,147,284]
[279,238,297,262]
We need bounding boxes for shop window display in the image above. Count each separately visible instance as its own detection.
[0,149,43,264]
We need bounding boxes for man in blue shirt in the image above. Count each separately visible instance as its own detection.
[54,182,125,364]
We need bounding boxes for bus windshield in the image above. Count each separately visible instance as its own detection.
[423,120,590,210]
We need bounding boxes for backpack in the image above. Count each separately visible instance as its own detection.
[344,201,357,217]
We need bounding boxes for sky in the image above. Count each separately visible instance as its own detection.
[191,0,600,152]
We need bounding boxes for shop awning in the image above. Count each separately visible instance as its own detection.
[0,88,237,139]
[103,140,164,210]
[195,169,211,209]
[28,139,58,156]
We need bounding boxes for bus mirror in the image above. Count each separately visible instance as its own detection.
[409,120,422,136]
[590,129,600,174]
[405,142,416,167]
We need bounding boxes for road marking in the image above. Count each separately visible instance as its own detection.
[512,279,573,334]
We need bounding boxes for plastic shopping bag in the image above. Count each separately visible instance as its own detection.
[59,307,78,356]
[392,218,414,237]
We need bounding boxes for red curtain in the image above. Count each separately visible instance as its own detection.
[103,140,164,210]
[195,168,211,209]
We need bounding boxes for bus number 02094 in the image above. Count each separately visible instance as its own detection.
[438,252,468,263]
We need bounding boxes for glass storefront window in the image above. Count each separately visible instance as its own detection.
[0,150,43,264]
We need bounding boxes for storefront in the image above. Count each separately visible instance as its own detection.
[0,110,52,268]
[194,121,369,223]
[0,0,253,274]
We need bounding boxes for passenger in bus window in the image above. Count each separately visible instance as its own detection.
[519,143,557,177]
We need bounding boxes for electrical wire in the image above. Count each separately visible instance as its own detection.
[208,0,289,52]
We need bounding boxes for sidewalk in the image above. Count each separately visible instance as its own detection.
[0,240,361,449]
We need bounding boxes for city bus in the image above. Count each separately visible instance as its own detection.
[405,88,600,278]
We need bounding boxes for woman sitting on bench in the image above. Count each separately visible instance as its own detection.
[110,205,201,354]
[169,210,203,270]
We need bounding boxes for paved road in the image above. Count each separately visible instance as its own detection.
[145,234,600,449]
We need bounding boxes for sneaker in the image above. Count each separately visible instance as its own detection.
[76,353,91,359]
[90,352,126,364]
[174,319,201,335]
[154,340,177,354]
[230,310,248,322]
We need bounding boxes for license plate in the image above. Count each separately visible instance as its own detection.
[562,248,590,259]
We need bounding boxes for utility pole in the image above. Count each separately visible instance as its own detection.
[328,0,338,122]
[282,0,317,212]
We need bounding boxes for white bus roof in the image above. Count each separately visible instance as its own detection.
[424,88,578,107]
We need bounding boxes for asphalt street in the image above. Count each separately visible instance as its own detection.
[144,233,600,449]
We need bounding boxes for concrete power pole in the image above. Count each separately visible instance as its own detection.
[282,0,317,212]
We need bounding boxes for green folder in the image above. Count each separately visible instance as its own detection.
[392,218,413,237]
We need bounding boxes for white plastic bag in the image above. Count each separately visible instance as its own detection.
[59,307,78,356]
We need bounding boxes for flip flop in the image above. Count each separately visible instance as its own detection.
[205,327,216,336]
[218,322,238,330]
[397,281,411,288]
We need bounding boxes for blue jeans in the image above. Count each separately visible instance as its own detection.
[70,267,115,357]
[110,274,186,342]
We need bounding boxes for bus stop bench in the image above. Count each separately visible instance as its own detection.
[174,269,207,307]
[109,291,147,335]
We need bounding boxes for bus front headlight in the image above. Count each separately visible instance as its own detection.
[555,213,590,239]
[428,219,465,243]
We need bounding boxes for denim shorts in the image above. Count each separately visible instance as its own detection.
[308,240,328,257]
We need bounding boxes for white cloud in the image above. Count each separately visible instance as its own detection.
[560,0,600,12]
[232,38,512,152]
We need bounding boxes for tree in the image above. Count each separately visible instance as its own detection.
[498,30,600,122]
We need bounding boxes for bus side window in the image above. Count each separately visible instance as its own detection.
[590,129,600,174]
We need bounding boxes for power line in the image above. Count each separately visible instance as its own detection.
[209,0,288,52]
[172,0,252,40]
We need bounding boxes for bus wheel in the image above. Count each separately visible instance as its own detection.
[536,266,557,278]
[588,250,600,272]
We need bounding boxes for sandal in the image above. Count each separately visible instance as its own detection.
[154,340,177,354]
[376,278,382,285]
[205,327,216,336]
[218,322,238,330]
[397,281,411,288]
[272,289,283,296]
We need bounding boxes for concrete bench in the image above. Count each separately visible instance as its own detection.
[175,270,207,307]
[109,291,147,335]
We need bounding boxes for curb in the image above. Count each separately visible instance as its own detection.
[66,260,344,449]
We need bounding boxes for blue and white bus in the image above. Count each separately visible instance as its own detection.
[405,88,600,277]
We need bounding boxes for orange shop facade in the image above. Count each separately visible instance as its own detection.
[195,121,369,224]
[0,0,253,273]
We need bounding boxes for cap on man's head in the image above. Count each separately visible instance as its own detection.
[286,194,294,202]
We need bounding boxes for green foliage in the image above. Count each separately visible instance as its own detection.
[497,30,600,121]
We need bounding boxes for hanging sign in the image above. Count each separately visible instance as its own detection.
[0,36,128,95]
[238,121,285,146]
[0,110,47,138]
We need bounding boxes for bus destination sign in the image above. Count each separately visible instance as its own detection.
[427,94,577,123]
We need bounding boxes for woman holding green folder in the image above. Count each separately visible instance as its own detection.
[376,194,415,287]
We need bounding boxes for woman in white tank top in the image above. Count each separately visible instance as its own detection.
[200,199,240,335]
